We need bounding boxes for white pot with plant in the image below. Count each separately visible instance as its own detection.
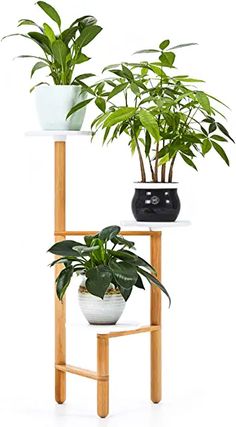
[48,225,170,325]
[3,1,102,130]
[69,39,234,221]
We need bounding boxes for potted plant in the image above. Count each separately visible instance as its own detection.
[67,40,234,221]
[3,1,102,130]
[48,225,170,325]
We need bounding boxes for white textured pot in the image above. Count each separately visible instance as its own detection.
[34,85,87,130]
[78,279,126,325]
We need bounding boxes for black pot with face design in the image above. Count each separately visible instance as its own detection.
[131,183,181,222]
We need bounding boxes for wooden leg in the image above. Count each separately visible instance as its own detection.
[97,336,109,418]
[54,141,66,404]
[150,232,162,403]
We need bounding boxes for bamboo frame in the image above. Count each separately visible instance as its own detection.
[54,140,162,417]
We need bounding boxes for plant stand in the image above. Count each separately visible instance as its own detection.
[26,131,190,418]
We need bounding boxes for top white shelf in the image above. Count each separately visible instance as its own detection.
[120,220,191,230]
[25,130,92,141]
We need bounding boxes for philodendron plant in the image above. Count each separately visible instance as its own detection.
[68,39,234,182]
[3,1,102,90]
[48,225,170,305]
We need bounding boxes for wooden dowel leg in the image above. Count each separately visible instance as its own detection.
[150,232,162,403]
[55,141,66,404]
[97,336,109,418]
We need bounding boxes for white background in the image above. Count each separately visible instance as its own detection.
[0,1,236,426]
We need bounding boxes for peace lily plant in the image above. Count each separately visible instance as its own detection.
[67,39,234,221]
[3,1,102,130]
[48,225,170,325]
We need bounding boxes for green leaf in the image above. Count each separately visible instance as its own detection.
[117,285,133,301]
[74,53,91,65]
[196,91,211,114]
[74,73,95,80]
[37,1,61,29]
[159,39,170,50]
[109,260,138,289]
[95,97,106,113]
[108,250,138,262]
[180,153,198,170]
[134,275,145,289]
[18,19,42,31]
[121,64,133,81]
[133,49,160,54]
[159,52,175,66]
[43,23,55,44]
[31,61,47,77]
[212,141,229,166]
[111,235,135,248]
[30,81,49,93]
[49,256,79,267]
[139,109,160,142]
[99,225,120,241]
[107,83,128,100]
[56,266,74,300]
[104,108,136,127]
[51,40,69,68]
[211,135,227,142]
[202,139,212,155]
[168,42,198,50]
[145,131,151,157]
[217,123,235,143]
[28,31,52,53]
[75,25,102,49]
[86,265,112,299]
[66,98,93,119]
[209,122,217,133]
[72,245,100,256]
[48,240,84,256]
[137,268,171,306]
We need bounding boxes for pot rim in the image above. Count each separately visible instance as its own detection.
[133,182,179,189]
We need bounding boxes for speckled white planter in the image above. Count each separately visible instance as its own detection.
[78,280,126,325]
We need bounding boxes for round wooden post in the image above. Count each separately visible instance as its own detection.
[150,231,162,403]
[54,141,66,404]
[97,335,109,418]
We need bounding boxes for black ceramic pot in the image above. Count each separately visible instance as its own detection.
[131,183,181,222]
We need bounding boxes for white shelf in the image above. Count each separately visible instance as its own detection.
[70,321,143,335]
[120,220,191,230]
[25,130,92,141]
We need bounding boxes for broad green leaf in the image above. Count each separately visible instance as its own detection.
[159,51,175,67]
[28,31,52,53]
[212,141,229,166]
[159,39,170,50]
[43,23,55,44]
[107,83,128,100]
[75,25,102,49]
[149,64,167,77]
[158,153,169,166]
[104,108,136,127]
[37,1,61,28]
[130,82,140,96]
[66,98,93,119]
[99,225,120,241]
[137,267,171,306]
[49,256,79,267]
[118,285,133,301]
[209,122,217,133]
[121,64,133,81]
[72,245,100,256]
[196,91,211,114]
[108,250,138,262]
[61,27,77,45]
[202,139,212,155]
[31,61,47,77]
[70,15,97,28]
[109,259,138,289]
[111,235,135,248]
[48,240,84,256]
[51,40,69,67]
[86,265,112,299]
[122,250,156,273]
[139,109,160,142]
[56,266,74,300]
[210,135,227,142]
[95,97,106,113]
[217,123,235,143]
[134,275,145,289]
[180,153,198,170]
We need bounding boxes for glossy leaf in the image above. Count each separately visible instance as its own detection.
[202,139,212,155]
[109,259,138,289]
[72,245,100,256]
[48,240,84,256]
[159,39,170,50]
[212,141,229,166]
[99,225,120,241]
[37,1,61,28]
[159,51,175,66]
[75,25,102,49]
[104,108,136,127]
[66,98,93,119]
[31,61,47,77]
[56,266,74,300]
[180,153,198,170]
[118,285,133,301]
[134,275,145,289]
[43,23,55,44]
[111,235,135,248]
[51,40,69,67]
[107,83,128,100]
[196,91,211,114]
[139,109,160,142]
[137,268,171,306]
[86,265,112,299]
[95,97,106,113]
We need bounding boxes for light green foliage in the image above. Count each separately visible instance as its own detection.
[3,1,102,88]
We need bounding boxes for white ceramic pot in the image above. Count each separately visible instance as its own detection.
[78,278,126,325]
[34,85,87,130]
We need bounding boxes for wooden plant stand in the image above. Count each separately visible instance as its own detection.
[26,131,190,418]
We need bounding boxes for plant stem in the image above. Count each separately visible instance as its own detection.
[153,142,159,182]
[168,155,176,182]
[148,155,155,181]
[161,141,166,182]
[136,138,146,182]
